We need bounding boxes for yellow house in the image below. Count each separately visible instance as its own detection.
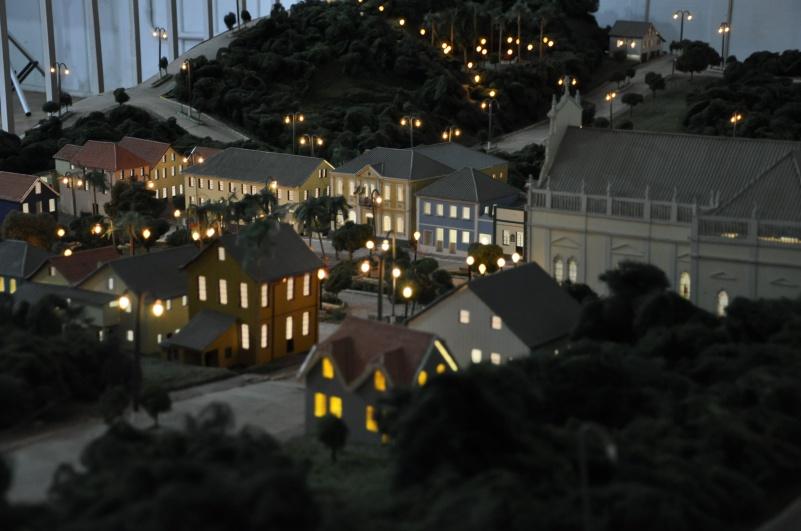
[117,136,187,201]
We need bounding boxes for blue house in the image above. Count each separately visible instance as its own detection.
[0,171,59,224]
[416,168,522,255]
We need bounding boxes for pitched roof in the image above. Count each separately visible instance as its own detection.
[542,127,801,205]
[333,147,455,181]
[182,147,326,188]
[609,20,656,37]
[190,146,223,164]
[417,167,522,203]
[0,171,48,202]
[71,140,149,171]
[52,143,83,162]
[103,245,198,299]
[299,317,438,388]
[12,282,117,309]
[413,143,507,171]
[161,310,236,351]
[33,246,120,285]
[117,136,171,166]
[0,240,52,278]
[183,224,322,282]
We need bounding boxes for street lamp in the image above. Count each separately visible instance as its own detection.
[366,239,375,258]
[441,125,461,143]
[61,171,82,216]
[391,266,402,323]
[152,27,168,78]
[412,230,421,261]
[577,423,618,531]
[496,257,506,270]
[512,252,521,266]
[480,97,500,151]
[370,189,382,237]
[49,62,69,116]
[56,227,66,238]
[284,112,305,154]
[730,112,743,137]
[718,22,731,66]
[604,90,617,129]
[298,134,324,157]
[558,76,578,92]
[478,263,487,275]
[466,255,475,282]
[142,227,152,240]
[317,267,327,310]
[92,223,103,236]
[63,248,73,257]
[672,10,692,43]
[374,231,396,322]
[402,285,414,319]
[117,290,165,411]
[400,115,423,148]
[180,60,192,119]
[360,259,371,274]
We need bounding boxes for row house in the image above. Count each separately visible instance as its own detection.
[0,171,59,223]
[117,136,187,201]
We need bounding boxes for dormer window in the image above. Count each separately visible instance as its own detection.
[322,357,334,379]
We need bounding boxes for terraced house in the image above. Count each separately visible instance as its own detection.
[163,225,323,368]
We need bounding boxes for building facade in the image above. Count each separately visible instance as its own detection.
[117,137,187,201]
[0,240,51,295]
[29,246,120,287]
[608,20,663,62]
[494,205,526,257]
[0,172,59,223]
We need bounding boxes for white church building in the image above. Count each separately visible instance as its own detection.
[527,86,801,315]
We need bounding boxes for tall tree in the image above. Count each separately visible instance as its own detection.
[509,0,533,62]
[534,0,561,60]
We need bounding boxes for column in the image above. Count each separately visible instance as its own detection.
[87,0,104,93]
[207,0,214,40]
[132,0,142,83]
[39,0,57,102]
[0,0,13,133]
[169,0,179,59]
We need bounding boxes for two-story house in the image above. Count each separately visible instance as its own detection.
[407,263,581,367]
[0,171,59,223]
[609,20,664,62]
[0,240,51,294]
[298,316,458,444]
[182,147,333,210]
[494,203,527,258]
[117,137,186,201]
[331,143,508,239]
[28,246,120,287]
[77,245,197,354]
[416,168,522,255]
[163,224,324,368]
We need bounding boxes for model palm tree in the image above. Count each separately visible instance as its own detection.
[324,196,350,259]
[423,12,441,46]
[295,197,331,259]
[534,0,561,61]
[84,170,108,216]
[115,211,148,256]
[509,0,533,62]
[239,217,280,268]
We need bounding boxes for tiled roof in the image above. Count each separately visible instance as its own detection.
[12,283,117,309]
[0,240,51,278]
[333,147,455,181]
[413,142,507,171]
[542,127,801,205]
[52,143,83,162]
[183,224,322,283]
[103,245,198,299]
[117,137,171,166]
[35,246,120,285]
[71,140,149,171]
[0,171,44,202]
[609,20,655,37]
[190,146,223,164]
[182,147,326,188]
[417,167,522,203]
[162,310,236,351]
[300,317,438,388]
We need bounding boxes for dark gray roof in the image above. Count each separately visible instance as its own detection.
[183,147,326,188]
[162,310,236,351]
[107,245,198,299]
[417,167,522,203]
[413,143,507,171]
[712,151,801,221]
[183,223,322,283]
[469,262,581,349]
[12,283,116,308]
[0,240,51,279]
[543,127,801,205]
[333,147,457,181]
[609,20,655,37]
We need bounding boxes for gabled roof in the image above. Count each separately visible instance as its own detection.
[100,245,198,299]
[182,224,322,283]
[298,317,440,389]
[117,137,171,166]
[0,171,55,203]
[32,246,120,285]
[52,143,83,163]
[12,282,117,309]
[609,20,656,38]
[417,167,522,203]
[0,240,51,279]
[182,147,327,188]
[71,140,149,171]
[333,147,455,181]
[542,127,801,205]
[162,310,236,351]
[413,143,507,171]
[189,146,223,164]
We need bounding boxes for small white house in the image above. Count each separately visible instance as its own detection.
[609,20,664,62]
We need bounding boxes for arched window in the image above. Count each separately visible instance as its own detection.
[717,290,729,317]
[553,256,564,283]
[567,258,578,283]
[679,272,691,300]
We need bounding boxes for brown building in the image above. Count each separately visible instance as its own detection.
[299,317,458,444]
[29,246,120,287]
[117,136,187,201]
[163,224,324,368]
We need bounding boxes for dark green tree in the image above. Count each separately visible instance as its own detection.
[317,414,348,463]
[622,92,644,117]
[1,211,57,250]
[112,87,129,106]
[141,385,171,427]
[223,12,236,30]
[42,100,60,116]
[644,72,666,100]
[331,221,372,260]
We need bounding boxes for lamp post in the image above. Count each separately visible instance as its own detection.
[152,27,168,78]
[402,285,413,320]
[117,291,164,411]
[366,239,375,259]
[511,252,521,267]
[412,230,421,261]
[317,267,327,310]
[284,112,305,154]
[577,423,618,531]
[466,255,475,282]
[441,125,461,143]
[672,10,692,43]
[481,94,500,151]
[391,265,401,323]
[605,90,617,129]
[496,257,506,270]
[478,263,487,276]
[370,189,382,237]
[376,231,396,322]
[718,22,731,66]
[730,112,743,137]
[61,171,83,216]
[400,115,422,148]
[180,60,192,119]
[298,134,324,157]
[49,62,69,116]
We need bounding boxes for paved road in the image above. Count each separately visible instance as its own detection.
[493,54,676,153]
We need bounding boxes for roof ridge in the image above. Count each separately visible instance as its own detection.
[470,168,479,202]
[714,152,798,214]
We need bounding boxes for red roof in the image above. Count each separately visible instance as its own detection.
[52,144,83,162]
[0,171,47,202]
[71,141,148,171]
[117,136,171,166]
[43,246,120,284]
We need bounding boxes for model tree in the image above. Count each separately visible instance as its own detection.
[241,9,252,23]
[644,72,666,100]
[676,41,721,80]
[622,92,644,117]
[331,221,372,260]
[42,100,60,116]
[141,385,172,427]
[317,415,348,463]
[1,211,57,250]
[223,12,236,30]
[113,87,130,106]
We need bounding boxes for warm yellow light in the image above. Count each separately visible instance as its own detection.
[442,132,448,140]
[617,39,624,47]
[76,179,83,187]
[62,177,69,185]
[284,115,291,124]
[467,61,474,69]
[299,137,307,145]
[92,224,102,235]
[147,181,155,189]
[378,4,384,12]
[374,195,382,205]
[489,89,497,98]
[392,267,401,279]
[270,180,278,190]
[417,370,428,386]
[56,227,66,237]
[181,62,187,71]
[298,114,305,122]
[673,13,679,19]
[198,156,205,163]
[506,48,513,56]
[441,42,448,49]
[512,252,521,263]
[317,268,327,280]
[414,118,422,128]
[381,239,390,252]
[142,228,151,239]
[182,157,188,163]
[63,248,73,257]
[316,137,324,146]
[572,78,577,86]
[402,286,413,299]
[206,227,215,238]
[400,117,407,126]
[151,299,164,317]
[478,263,487,275]
[497,257,506,268]
[476,45,482,52]
[366,240,375,250]
[480,38,487,45]
[474,74,481,83]
[454,129,461,136]
[420,28,426,36]
[191,231,200,241]
[118,294,131,310]
[481,101,487,110]
[398,18,405,26]
[527,43,534,51]
[687,14,693,21]
[630,41,636,48]
[360,260,371,274]
[50,66,56,73]
[543,37,549,44]
[173,209,181,218]
[466,255,475,266]
[481,48,488,56]
[413,231,421,241]
[506,36,513,44]
[64,68,70,75]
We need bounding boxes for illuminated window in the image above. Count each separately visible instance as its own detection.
[0,277,4,292]
[302,311,310,336]
[436,363,446,374]
[374,370,386,391]
[491,316,502,330]
[241,324,250,349]
[329,396,343,418]
[49,266,56,277]
[303,273,311,296]
[490,353,501,365]
[424,201,431,215]
[553,256,564,283]
[322,357,334,379]
[449,205,457,218]
[436,203,444,216]
[717,290,729,317]
[261,283,269,307]
[182,295,188,306]
[471,349,482,363]
[198,275,207,301]
[126,330,134,342]
[286,316,294,340]
[417,370,428,386]
[459,309,470,324]
[10,278,17,293]
[166,299,172,310]
[383,215,391,231]
[261,324,268,348]
[218,247,225,261]
[679,272,691,300]
[287,277,294,300]
[314,392,327,417]
[107,277,115,290]
[462,206,470,220]
[568,258,578,283]
[240,282,248,308]
[383,184,391,201]
[219,279,228,305]
[366,405,378,432]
